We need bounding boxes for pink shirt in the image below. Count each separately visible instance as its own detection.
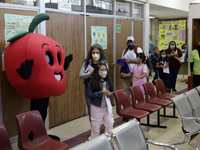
[131,64,147,94]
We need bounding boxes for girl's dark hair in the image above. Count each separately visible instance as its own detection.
[154,47,158,51]
[168,41,177,50]
[85,43,106,63]
[90,63,113,92]
[136,53,146,63]
[181,44,186,49]
[159,50,167,58]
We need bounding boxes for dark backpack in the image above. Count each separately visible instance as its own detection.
[123,46,151,68]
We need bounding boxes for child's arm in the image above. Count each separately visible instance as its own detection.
[121,72,133,77]
[135,73,147,79]
[163,62,169,68]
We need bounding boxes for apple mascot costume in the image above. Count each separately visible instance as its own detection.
[4,13,73,138]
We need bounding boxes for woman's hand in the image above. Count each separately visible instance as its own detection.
[121,72,126,77]
[167,54,173,57]
[191,72,194,77]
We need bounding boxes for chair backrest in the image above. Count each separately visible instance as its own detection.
[185,89,200,118]
[114,89,132,115]
[16,110,48,149]
[69,134,114,150]
[154,79,167,96]
[0,120,13,150]
[171,94,200,133]
[129,85,145,108]
[143,82,157,102]
[110,118,148,150]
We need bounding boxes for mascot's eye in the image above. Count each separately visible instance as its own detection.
[57,52,61,65]
[46,51,53,66]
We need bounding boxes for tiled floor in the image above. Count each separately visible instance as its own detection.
[12,74,200,150]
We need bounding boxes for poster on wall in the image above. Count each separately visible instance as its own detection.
[159,19,186,50]
[4,14,34,48]
[91,26,107,49]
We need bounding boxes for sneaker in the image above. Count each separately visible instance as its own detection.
[167,89,171,93]
[172,89,177,92]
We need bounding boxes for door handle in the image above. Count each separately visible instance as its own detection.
[112,63,116,66]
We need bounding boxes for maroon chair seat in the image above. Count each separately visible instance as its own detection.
[154,79,177,118]
[114,89,149,120]
[16,110,69,150]
[0,120,13,150]
[143,82,173,107]
[129,86,167,128]
[154,79,175,100]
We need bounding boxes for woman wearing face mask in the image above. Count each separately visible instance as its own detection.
[121,36,143,98]
[190,40,200,87]
[166,41,182,93]
[156,50,169,89]
[88,63,114,140]
[79,43,108,123]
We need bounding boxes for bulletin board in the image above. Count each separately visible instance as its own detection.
[159,19,186,50]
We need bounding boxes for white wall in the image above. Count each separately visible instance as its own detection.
[137,0,196,12]
[148,0,191,11]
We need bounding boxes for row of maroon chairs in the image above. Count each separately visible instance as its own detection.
[113,79,176,128]
[0,110,69,150]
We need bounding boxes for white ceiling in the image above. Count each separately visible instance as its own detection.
[150,4,189,19]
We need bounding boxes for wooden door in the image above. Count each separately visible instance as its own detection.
[193,19,200,50]
[134,21,143,50]
[86,16,114,103]
[46,12,85,128]
[116,19,132,91]
[0,9,37,137]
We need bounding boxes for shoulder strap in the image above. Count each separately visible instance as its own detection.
[134,46,138,54]
[123,48,128,56]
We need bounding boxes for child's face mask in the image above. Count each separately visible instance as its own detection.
[99,71,107,78]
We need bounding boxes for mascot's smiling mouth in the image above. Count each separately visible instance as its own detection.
[54,73,62,81]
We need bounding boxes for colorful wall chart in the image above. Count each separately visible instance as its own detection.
[4,14,34,48]
[159,19,186,50]
[91,26,107,49]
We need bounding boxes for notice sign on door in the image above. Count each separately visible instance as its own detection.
[91,26,107,50]
[58,0,72,11]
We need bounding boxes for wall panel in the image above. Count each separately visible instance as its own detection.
[134,21,144,49]
[46,12,85,128]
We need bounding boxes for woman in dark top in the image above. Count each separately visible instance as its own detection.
[166,41,182,93]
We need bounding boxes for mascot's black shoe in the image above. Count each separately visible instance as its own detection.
[48,135,60,141]
[122,117,130,122]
